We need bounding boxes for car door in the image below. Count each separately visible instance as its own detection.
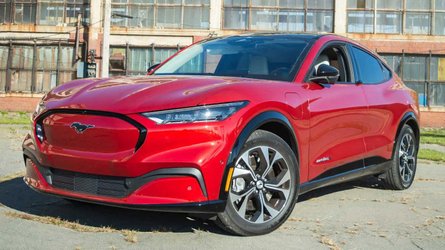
[304,43,368,180]
[349,45,409,164]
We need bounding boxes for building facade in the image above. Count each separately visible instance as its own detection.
[0,0,444,125]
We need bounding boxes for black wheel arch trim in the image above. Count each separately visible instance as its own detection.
[218,110,299,200]
[394,111,420,156]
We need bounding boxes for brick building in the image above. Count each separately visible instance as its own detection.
[0,0,444,126]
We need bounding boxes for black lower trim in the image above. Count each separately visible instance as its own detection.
[300,159,390,194]
[23,149,208,199]
[30,185,225,213]
[127,168,208,197]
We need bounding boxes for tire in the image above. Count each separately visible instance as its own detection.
[384,124,418,190]
[217,130,299,236]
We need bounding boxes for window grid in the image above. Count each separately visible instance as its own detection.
[109,45,181,76]
[111,0,210,30]
[0,42,80,93]
[222,0,334,32]
[381,53,445,107]
[347,0,445,35]
[0,0,89,25]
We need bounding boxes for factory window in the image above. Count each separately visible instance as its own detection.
[430,56,445,106]
[35,46,58,92]
[0,1,89,25]
[376,0,402,33]
[405,0,431,35]
[10,45,34,92]
[110,46,179,76]
[347,0,445,35]
[0,46,8,92]
[0,43,77,93]
[436,0,445,35]
[111,0,210,29]
[38,0,90,25]
[223,0,334,32]
[381,54,445,107]
[0,1,11,24]
[13,0,37,24]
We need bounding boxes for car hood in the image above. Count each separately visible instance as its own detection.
[42,75,266,114]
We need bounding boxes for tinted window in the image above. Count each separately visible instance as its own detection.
[155,35,310,81]
[351,46,388,84]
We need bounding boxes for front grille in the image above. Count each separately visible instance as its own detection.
[48,168,128,198]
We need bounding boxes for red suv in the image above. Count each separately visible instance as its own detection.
[23,34,419,235]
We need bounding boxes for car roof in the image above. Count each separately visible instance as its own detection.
[233,33,324,40]
[204,33,340,44]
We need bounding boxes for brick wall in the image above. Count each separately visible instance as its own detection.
[0,97,40,112]
[420,111,445,128]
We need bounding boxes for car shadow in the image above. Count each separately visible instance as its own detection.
[0,176,386,234]
[0,177,227,234]
[298,176,387,202]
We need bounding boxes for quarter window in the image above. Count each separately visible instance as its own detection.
[351,46,388,84]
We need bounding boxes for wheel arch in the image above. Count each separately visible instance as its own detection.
[218,111,299,200]
[394,112,420,156]
[396,112,419,141]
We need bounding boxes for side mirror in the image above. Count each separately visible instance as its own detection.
[309,64,340,84]
[147,63,161,75]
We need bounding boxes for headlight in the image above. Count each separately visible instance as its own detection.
[33,100,46,119]
[141,101,248,124]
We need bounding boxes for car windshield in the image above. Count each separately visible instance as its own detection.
[154,35,311,81]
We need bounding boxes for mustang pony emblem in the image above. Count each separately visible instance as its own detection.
[70,122,95,134]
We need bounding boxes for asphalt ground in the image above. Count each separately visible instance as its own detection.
[0,124,444,249]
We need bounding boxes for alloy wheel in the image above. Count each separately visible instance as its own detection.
[399,133,416,184]
[229,146,291,224]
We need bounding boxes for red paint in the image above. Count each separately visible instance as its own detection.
[23,34,419,208]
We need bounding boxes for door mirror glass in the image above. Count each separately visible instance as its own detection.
[309,64,340,84]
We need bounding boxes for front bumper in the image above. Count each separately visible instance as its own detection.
[23,149,226,213]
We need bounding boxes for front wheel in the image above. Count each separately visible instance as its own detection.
[384,124,418,190]
[217,130,299,236]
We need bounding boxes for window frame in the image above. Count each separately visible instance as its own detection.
[304,41,357,84]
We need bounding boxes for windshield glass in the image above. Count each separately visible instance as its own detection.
[154,35,311,81]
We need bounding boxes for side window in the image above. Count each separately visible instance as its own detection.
[311,45,352,83]
[351,46,389,84]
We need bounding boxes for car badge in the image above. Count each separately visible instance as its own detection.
[70,122,95,134]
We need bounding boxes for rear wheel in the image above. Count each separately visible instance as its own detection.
[384,125,418,190]
[217,130,298,236]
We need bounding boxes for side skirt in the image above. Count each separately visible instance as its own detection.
[299,160,391,195]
